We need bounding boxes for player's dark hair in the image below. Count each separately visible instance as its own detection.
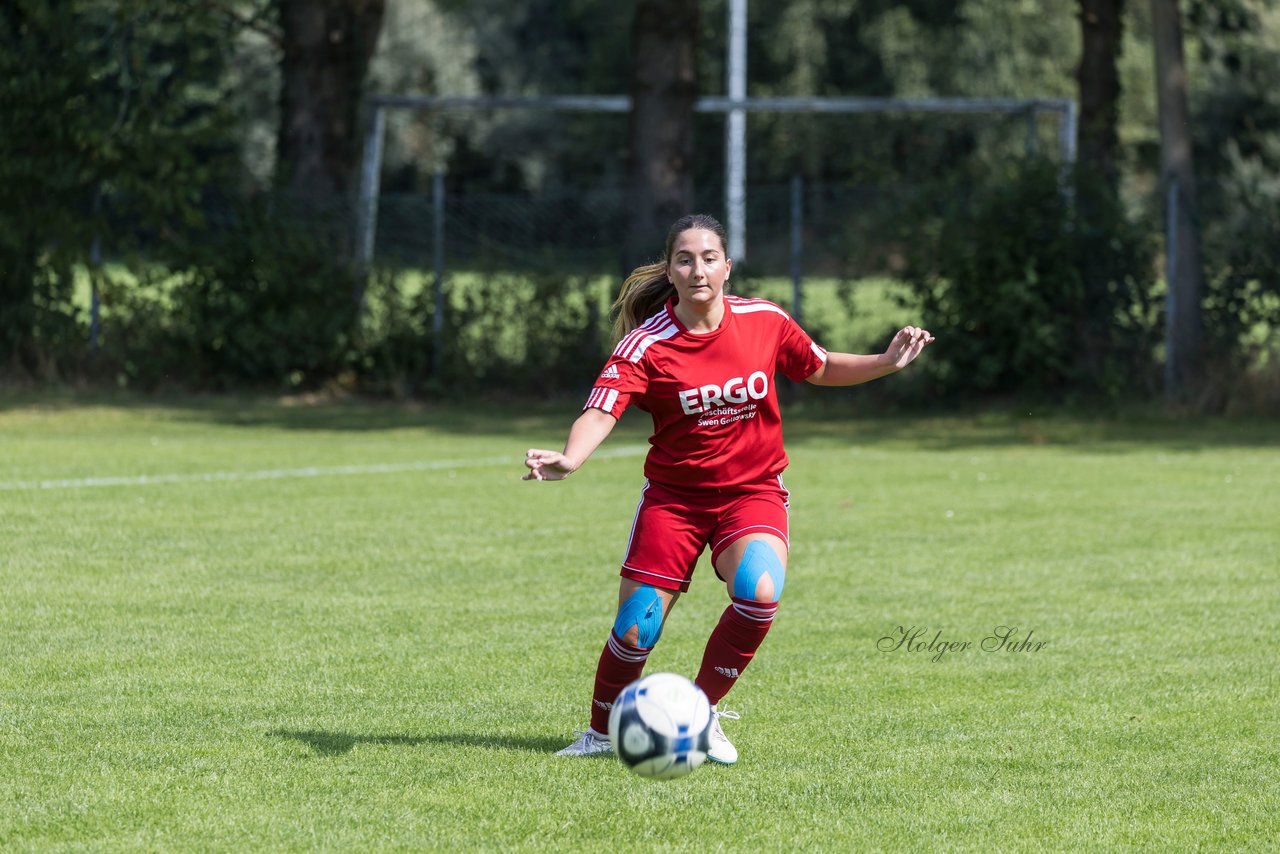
[611,214,730,341]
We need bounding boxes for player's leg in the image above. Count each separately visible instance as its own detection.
[587,579,681,734]
[558,481,706,756]
[560,578,682,757]
[693,532,786,764]
[693,487,790,764]
[697,532,787,705]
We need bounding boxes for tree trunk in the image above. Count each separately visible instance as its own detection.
[1150,0,1205,397]
[276,0,385,210]
[1077,0,1124,188]
[626,0,698,268]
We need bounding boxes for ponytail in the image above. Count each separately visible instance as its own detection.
[611,262,673,341]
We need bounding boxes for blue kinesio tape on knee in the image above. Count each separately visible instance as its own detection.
[614,586,665,648]
[733,540,786,602]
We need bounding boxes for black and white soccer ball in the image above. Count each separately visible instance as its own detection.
[608,672,712,779]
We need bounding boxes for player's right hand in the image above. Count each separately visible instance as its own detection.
[523,449,574,481]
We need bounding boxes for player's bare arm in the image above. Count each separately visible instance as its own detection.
[524,406,619,480]
[806,325,935,387]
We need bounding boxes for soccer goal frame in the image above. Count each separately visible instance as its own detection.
[353,93,1078,275]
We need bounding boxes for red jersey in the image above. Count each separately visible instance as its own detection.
[583,295,827,489]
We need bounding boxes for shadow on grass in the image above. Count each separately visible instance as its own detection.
[780,409,1280,453]
[269,728,568,756]
[4,388,1276,449]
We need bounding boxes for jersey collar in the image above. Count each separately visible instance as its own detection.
[665,295,734,338]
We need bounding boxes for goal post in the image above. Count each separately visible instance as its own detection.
[353,94,1077,277]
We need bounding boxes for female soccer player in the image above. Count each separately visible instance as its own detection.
[525,214,933,763]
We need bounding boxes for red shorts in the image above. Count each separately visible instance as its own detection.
[620,478,790,593]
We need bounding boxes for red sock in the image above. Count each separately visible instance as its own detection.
[589,631,651,734]
[694,597,778,706]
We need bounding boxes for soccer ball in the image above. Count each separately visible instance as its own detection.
[608,672,712,779]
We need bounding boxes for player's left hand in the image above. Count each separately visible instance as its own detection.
[883,325,934,370]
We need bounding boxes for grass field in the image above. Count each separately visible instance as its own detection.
[2,394,1277,851]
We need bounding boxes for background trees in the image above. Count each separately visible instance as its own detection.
[1078,0,1125,189]
[1,0,1276,407]
[1150,0,1205,395]
[276,0,386,206]
[0,0,235,376]
[626,0,699,268]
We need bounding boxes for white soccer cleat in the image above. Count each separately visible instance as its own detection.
[556,728,614,757]
[706,707,740,765]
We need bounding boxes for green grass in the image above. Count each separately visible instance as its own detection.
[2,395,1277,850]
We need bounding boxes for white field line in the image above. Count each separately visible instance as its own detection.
[0,445,647,492]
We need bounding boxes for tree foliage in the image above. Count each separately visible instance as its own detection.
[1,0,1277,401]
[1187,0,1280,367]
[904,159,1158,400]
[0,0,235,376]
